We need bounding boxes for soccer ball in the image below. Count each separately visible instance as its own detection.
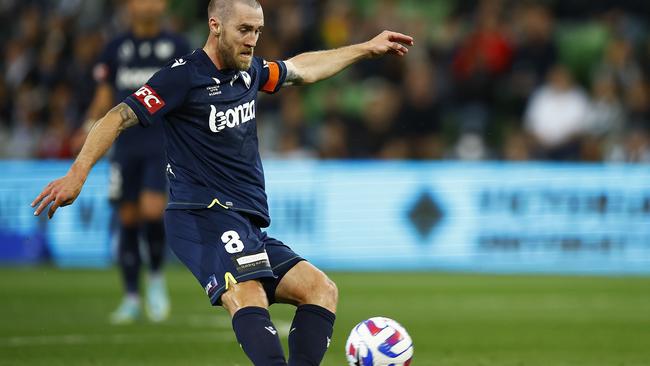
[345,317,414,366]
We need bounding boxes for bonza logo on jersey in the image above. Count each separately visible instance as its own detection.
[209,101,255,133]
[134,85,165,114]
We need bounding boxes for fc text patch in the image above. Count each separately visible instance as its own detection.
[134,85,165,114]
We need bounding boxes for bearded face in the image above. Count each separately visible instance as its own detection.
[215,2,263,71]
[217,28,255,71]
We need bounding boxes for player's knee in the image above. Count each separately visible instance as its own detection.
[139,192,166,220]
[140,206,164,221]
[220,280,269,317]
[118,203,139,226]
[301,273,338,313]
[320,277,338,312]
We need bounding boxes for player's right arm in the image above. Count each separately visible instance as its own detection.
[31,102,139,219]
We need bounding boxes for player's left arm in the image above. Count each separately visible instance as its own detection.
[283,30,414,86]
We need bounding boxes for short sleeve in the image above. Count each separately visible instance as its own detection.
[256,57,288,94]
[123,61,191,127]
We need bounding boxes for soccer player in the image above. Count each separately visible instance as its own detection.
[32,0,413,364]
[77,0,190,323]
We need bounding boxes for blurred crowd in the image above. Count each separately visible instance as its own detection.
[1,0,649,161]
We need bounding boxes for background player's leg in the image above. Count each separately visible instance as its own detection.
[111,202,141,324]
[274,261,338,366]
[139,190,169,322]
[221,280,287,366]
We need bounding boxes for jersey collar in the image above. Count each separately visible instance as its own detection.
[197,48,239,78]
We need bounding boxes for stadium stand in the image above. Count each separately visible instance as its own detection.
[0,0,648,161]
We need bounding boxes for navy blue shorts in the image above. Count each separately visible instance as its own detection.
[108,153,167,203]
[164,208,304,306]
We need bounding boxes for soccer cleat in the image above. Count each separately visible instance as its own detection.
[145,275,170,322]
[109,297,141,325]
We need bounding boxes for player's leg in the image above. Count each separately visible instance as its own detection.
[139,190,166,272]
[274,261,338,311]
[139,189,169,321]
[116,202,141,299]
[263,236,338,366]
[165,209,287,365]
[139,155,169,322]
[277,262,338,366]
[109,160,143,324]
[221,280,287,366]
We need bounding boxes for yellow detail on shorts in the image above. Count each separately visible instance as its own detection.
[207,198,229,209]
[224,272,238,290]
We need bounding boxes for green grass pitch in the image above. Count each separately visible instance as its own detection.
[0,267,648,365]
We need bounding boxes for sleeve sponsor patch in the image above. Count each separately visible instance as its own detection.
[133,84,166,114]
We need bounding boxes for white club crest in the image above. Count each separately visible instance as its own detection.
[230,72,252,89]
[240,71,251,89]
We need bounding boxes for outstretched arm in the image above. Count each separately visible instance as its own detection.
[283,30,414,86]
[31,103,139,218]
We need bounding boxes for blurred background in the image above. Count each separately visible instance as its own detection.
[1,0,649,365]
[1,0,650,161]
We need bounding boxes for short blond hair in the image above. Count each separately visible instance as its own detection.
[207,0,261,19]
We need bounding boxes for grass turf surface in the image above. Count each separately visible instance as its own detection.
[0,267,648,365]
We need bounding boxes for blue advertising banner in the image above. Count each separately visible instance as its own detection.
[1,160,649,274]
[264,162,650,274]
[0,161,112,267]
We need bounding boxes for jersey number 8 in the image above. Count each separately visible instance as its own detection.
[221,230,245,254]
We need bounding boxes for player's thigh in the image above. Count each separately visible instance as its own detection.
[108,156,143,203]
[259,234,304,304]
[274,261,338,312]
[139,190,166,220]
[264,234,338,313]
[139,154,168,220]
[164,208,276,311]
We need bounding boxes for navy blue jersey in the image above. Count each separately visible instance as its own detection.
[94,31,190,155]
[124,49,288,227]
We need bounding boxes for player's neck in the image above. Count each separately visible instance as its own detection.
[203,40,227,71]
[132,22,161,39]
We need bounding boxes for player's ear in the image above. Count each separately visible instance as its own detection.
[208,17,221,36]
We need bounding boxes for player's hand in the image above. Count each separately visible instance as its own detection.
[364,30,414,58]
[31,170,85,219]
